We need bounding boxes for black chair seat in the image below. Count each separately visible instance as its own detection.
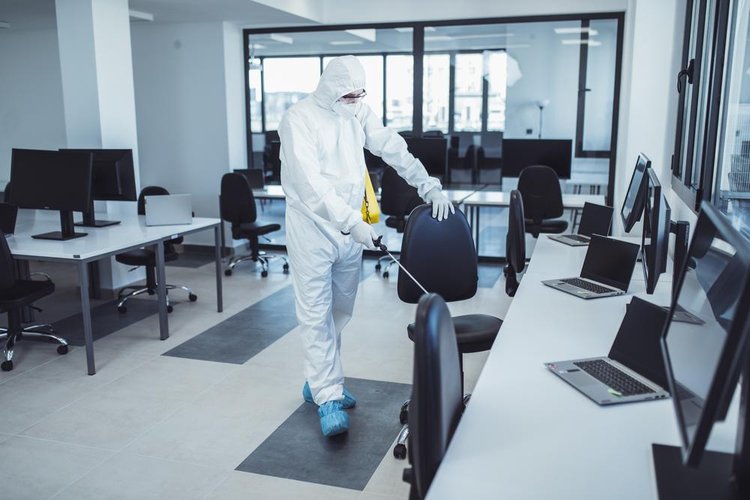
[233,221,281,239]
[525,218,568,235]
[115,248,178,266]
[408,313,501,353]
[0,279,54,308]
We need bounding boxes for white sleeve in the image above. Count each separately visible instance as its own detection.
[278,111,363,233]
[358,105,441,199]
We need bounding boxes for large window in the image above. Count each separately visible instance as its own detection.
[262,57,320,130]
[453,53,484,132]
[385,55,414,131]
[423,54,450,133]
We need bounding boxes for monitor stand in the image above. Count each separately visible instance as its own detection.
[75,205,121,227]
[32,210,88,240]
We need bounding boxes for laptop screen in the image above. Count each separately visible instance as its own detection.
[580,235,640,290]
[608,296,669,389]
[577,203,614,237]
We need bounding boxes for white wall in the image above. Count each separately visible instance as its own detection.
[222,22,248,171]
[131,22,233,245]
[0,28,66,187]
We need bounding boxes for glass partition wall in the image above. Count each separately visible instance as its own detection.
[244,14,623,259]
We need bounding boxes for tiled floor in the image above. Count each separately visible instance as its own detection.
[0,250,514,499]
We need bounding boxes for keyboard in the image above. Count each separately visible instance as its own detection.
[574,359,654,396]
[564,234,590,242]
[561,277,614,295]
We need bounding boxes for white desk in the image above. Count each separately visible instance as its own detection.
[253,185,481,205]
[462,192,605,251]
[427,235,737,499]
[8,210,223,375]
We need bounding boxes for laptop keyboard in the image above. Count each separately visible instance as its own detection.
[561,277,613,295]
[565,234,590,242]
[574,359,655,396]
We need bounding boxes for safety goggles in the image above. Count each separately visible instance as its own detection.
[338,90,367,104]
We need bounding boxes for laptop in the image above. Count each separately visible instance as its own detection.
[0,202,18,235]
[144,194,193,226]
[549,202,614,247]
[542,234,640,299]
[545,296,671,405]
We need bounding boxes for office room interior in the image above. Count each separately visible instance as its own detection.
[2,0,750,498]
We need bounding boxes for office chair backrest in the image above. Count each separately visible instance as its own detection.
[0,229,17,290]
[409,293,463,499]
[398,205,477,303]
[2,181,11,203]
[517,165,564,223]
[476,146,485,169]
[449,136,460,150]
[137,186,169,215]
[507,190,526,275]
[220,173,257,226]
[380,166,421,217]
[462,144,476,171]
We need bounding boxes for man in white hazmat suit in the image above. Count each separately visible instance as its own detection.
[278,55,454,437]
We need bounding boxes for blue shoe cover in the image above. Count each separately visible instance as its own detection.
[318,401,349,437]
[303,382,356,409]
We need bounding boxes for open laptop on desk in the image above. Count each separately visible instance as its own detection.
[542,234,640,299]
[545,296,671,405]
[548,202,614,246]
[144,194,192,226]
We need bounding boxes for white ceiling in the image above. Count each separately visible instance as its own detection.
[0,0,318,30]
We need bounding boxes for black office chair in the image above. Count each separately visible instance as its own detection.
[220,172,288,277]
[517,165,569,237]
[450,144,476,184]
[115,186,197,313]
[402,293,463,500]
[375,166,423,277]
[0,229,68,371]
[504,190,527,297]
[392,205,502,459]
[1,181,10,203]
[423,130,445,138]
[476,145,502,185]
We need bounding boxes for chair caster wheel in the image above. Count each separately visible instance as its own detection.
[147,289,156,296]
[375,264,381,271]
[224,269,232,277]
[189,293,198,302]
[382,271,389,279]
[261,270,268,277]
[399,409,409,425]
[393,443,407,459]
[283,264,289,273]
[1,360,13,371]
[167,305,174,313]
[118,306,127,313]
[57,345,69,355]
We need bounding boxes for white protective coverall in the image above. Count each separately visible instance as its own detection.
[278,55,441,405]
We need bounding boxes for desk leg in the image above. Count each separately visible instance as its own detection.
[475,207,481,255]
[155,241,169,341]
[78,262,96,375]
[214,226,223,313]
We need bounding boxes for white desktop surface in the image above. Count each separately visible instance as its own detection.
[462,190,604,208]
[253,185,285,200]
[426,235,737,499]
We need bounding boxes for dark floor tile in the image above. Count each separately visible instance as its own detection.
[236,377,411,491]
[478,263,503,288]
[51,299,159,346]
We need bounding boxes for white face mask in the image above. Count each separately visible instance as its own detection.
[332,100,359,119]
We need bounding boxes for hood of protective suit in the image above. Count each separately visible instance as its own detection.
[312,55,366,111]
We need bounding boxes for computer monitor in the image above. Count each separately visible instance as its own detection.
[641,168,671,294]
[61,149,137,227]
[8,148,92,240]
[621,153,650,232]
[653,203,750,500]
[405,137,448,178]
[501,139,572,179]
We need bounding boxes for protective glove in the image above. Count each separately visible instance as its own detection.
[350,220,380,250]
[425,187,455,221]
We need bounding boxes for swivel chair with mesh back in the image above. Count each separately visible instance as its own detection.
[504,190,527,297]
[392,204,502,459]
[517,165,569,237]
[402,293,463,500]
[220,173,288,277]
[115,186,197,313]
[0,229,68,371]
[375,166,423,278]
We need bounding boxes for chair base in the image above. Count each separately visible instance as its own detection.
[0,324,69,372]
[375,255,397,278]
[224,252,289,278]
[116,284,197,314]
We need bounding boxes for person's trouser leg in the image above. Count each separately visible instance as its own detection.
[330,240,363,379]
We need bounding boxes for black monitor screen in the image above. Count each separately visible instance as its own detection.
[62,149,136,201]
[641,168,670,294]
[404,137,448,178]
[8,149,92,212]
[501,139,572,179]
[577,202,613,237]
[580,234,640,291]
[661,203,750,466]
[621,153,650,232]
